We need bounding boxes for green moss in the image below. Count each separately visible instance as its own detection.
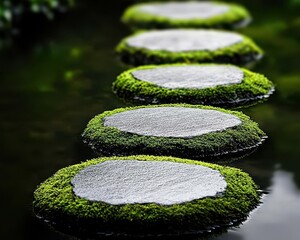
[33,155,260,237]
[115,31,263,66]
[122,2,251,31]
[112,63,274,108]
[82,104,266,161]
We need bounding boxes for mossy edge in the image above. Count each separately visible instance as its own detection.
[82,104,266,161]
[112,63,274,107]
[115,31,263,66]
[33,155,260,237]
[122,2,251,31]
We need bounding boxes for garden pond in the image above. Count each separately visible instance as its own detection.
[0,0,300,239]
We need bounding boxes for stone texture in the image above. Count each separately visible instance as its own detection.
[131,65,244,89]
[138,2,230,20]
[71,160,227,205]
[126,30,243,52]
[103,107,241,138]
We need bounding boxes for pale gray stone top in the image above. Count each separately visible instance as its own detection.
[131,65,244,89]
[126,30,243,52]
[103,107,242,138]
[137,2,230,20]
[71,160,227,205]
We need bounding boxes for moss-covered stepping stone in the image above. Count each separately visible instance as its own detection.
[122,2,251,30]
[82,104,266,160]
[116,29,263,66]
[33,155,260,237]
[113,64,274,107]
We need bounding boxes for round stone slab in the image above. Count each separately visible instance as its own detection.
[103,107,242,138]
[71,160,227,205]
[33,156,260,237]
[137,2,230,20]
[82,104,267,161]
[113,64,275,107]
[116,30,263,66]
[132,65,244,89]
[126,29,243,52]
[122,1,251,30]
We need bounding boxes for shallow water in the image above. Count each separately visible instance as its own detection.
[0,0,299,239]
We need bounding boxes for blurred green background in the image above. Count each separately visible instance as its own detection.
[0,0,299,239]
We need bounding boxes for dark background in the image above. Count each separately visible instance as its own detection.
[0,0,300,239]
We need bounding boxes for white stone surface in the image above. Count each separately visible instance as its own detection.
[126,30,243,52]
[71,160,227,205]
[131,65,244,89]
[103,107,241,138]
[137,2,230,20]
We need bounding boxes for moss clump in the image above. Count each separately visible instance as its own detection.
[33,155,260,237]
[82,104,266,161]
[113,63,274,108]
[116,30,263,66]
[122,2,251,31]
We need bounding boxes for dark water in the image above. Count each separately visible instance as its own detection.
[0,0,299,239]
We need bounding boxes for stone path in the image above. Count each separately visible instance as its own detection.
[131,64,244,89]
[72,160,227,205]
[122,1,251,30]
[103,107,242,138]
[126,29,243,52]
[136,2,230,20]
[33,1,273,237]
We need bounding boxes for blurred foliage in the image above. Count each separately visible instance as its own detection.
[0,0,74,37]
[0,1,12,32]
[290,0,300,6]
[28,0,75,18]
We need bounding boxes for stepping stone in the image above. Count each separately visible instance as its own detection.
[33,155,260,237]
[82,104,266,160]
[116,29,263,66]
[113,64,275,107]
[122,2,251,30]
[72,160,227,205]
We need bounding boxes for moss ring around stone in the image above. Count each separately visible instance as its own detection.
[33,155,261,238]
[116,29,263,66]
[122,1,251,30]
[112,63,274,107]
[82,104,267,161]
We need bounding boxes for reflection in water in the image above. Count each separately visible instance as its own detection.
[211,170,300,240]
